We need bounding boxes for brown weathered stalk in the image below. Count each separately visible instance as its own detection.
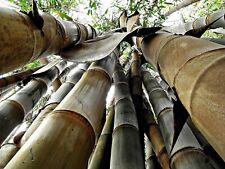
[19,63,89,146]
[143,96,170,169]
[5,53,116,169]
[142,33,225,160]
[0,7,96,73]
[88,101,115,169]
[163,10,225,34]
[0,61,67,143]
[110,61,145,169]
[142,68,215,169]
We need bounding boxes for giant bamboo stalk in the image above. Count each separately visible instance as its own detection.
[163,10,225,34]
[88,100,115,169]
[110,61,145,169]
[0,7,96,73]
[142,68,215,169]
[165,0,200,17]
[0,61,67,143]
[141,33,225,160]
[5,53,116,169]
[143,96,170,169]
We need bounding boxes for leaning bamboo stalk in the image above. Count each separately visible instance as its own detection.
[142,96,170,169]
[141,33,225,160]
[110,61,145,169]
[163,10,225,34]
[88,100,115,169]
[0,61,67,143]
[19,63,89,146]
[0,7,96,73]
[5,53,116,169]
[142,69,215,169]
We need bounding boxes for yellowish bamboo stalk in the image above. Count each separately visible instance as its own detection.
[5,53,117,169]
[0,61,67,143]
[142,33,225,160]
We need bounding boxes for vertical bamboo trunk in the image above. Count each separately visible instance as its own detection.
[143,96,170,169]
[0,61,67,143]
[163,10,225,34]
[129,50,144,151]
[0,7,96,73]
[142,33,225,160]
[0,66,42,95]
[142,68,215,169]
[19,63,89,146]
[5,53,116,169]
[88,101,115,169]
[110,61,145,169]
[165,0,200,16]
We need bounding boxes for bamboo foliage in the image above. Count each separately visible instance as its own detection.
[110,61,145,169]
[142,68,215,169]
[0,61,67,143]
[5,53,116,169]
[141,33,225,160]
[0,7,96,73]
[88,100,115,169]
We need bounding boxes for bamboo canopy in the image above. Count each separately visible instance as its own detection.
[142,33,225,160]
[142,68,215,169]
[5,53,116,169]
[110,61,145,169]
[0,61,67,143]
[0,7,96,73]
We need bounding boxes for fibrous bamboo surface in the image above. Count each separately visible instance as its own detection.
[142,33,225,160]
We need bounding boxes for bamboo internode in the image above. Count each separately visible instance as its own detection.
[5,54,116,169]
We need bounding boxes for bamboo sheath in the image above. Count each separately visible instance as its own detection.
[143,97,170,169]
[88,102,115,169]
[163,10,225,34]
[142,69,215,169]
[142,33,225,160]
[5,54,116,169]
[110,61,145,169]
[0,7,96,73]
[0,61,67,144]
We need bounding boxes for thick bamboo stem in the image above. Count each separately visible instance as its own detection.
[110,61,145,169]
[0,61,67,143]
[142,33,225,160]
[142,68,215,169]
[5,54,116,169]
[0,7,96,73]
[88,101,115,169]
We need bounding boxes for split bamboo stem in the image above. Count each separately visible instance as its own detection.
[0,61,67,143]
[141,33,225,160]
[5,53,116,169]
[142,68,215,169]
[0,7,96,73]
[143,96,170,169]
[110,61,145,169]
[88,101,115,169]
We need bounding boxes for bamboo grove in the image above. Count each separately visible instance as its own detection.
[0,2,225,169]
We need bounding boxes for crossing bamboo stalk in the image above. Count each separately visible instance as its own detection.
[110,61,145,169]
[88,100,115,169]
[0,61,67,143]
[142,68,215,169]
[141,33,225,160]
[143,96,170,169]
[0,7,96,73]
[5,53,117,169]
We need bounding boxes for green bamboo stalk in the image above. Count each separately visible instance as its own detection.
[0,61,67,143]
[141,33,225,160]
[142,68,215,169]
[5,53,117,169]
[88,101,115,169]
[110,61,145,169]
